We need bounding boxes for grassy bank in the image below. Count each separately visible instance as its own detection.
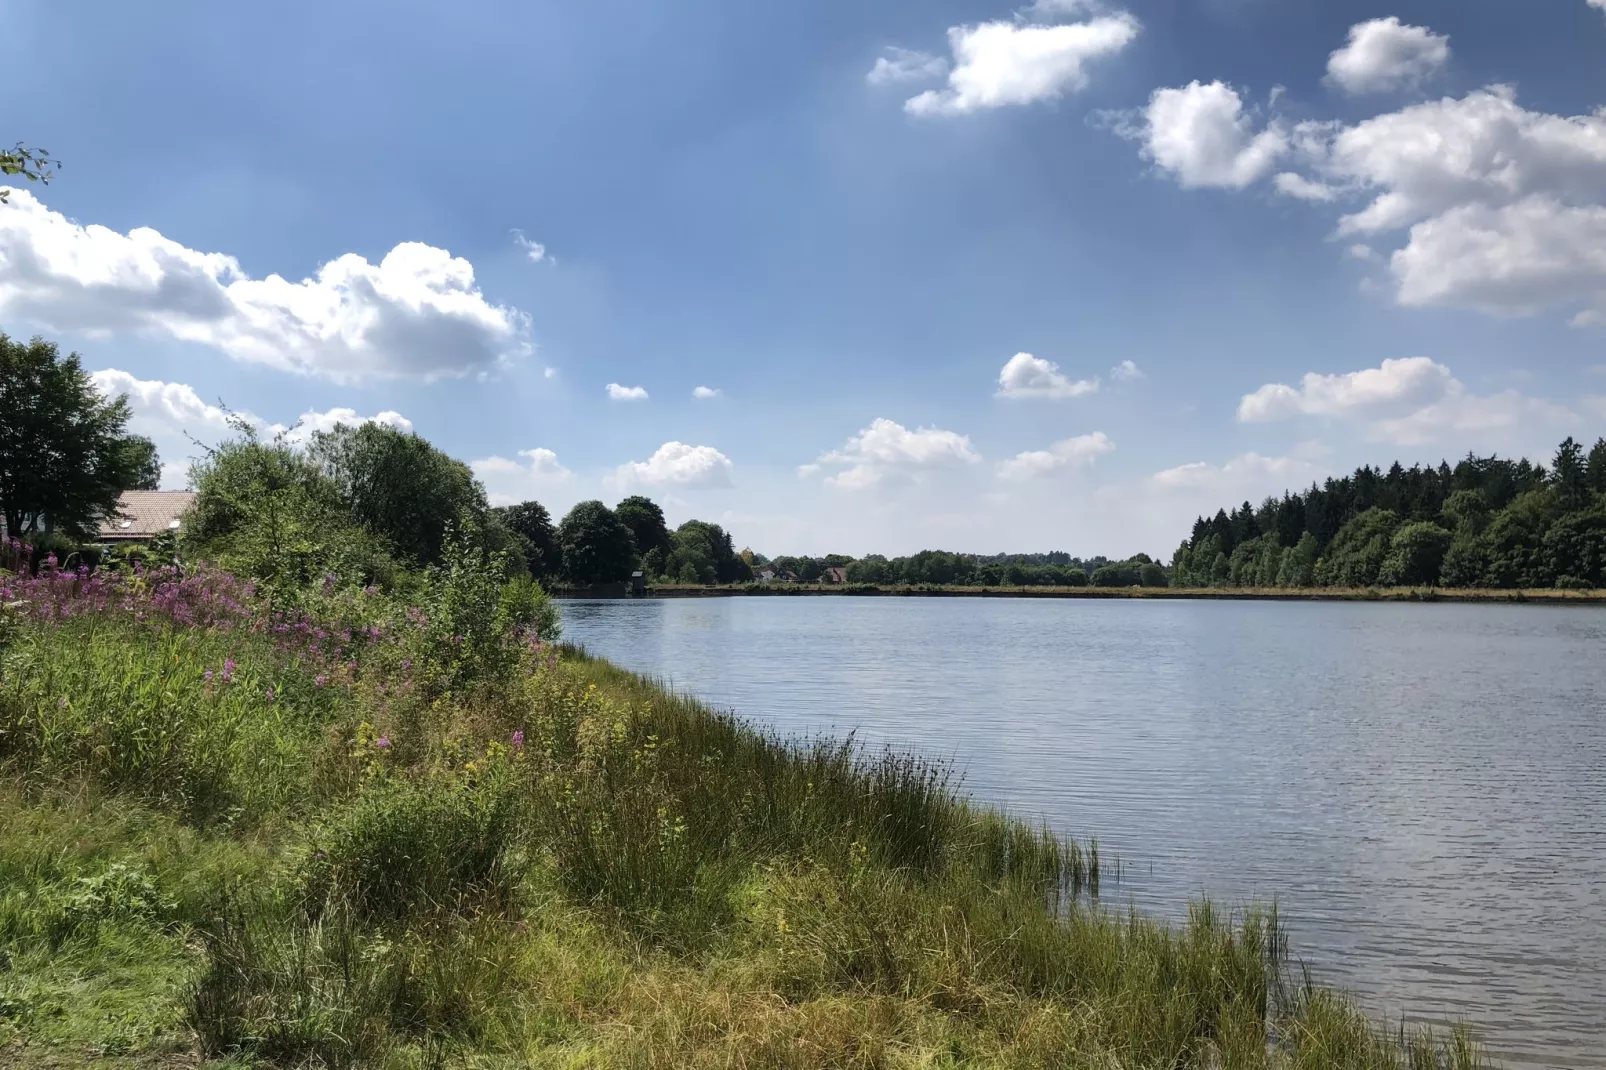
[578,583,1606,604]
[0,565,1490,1067]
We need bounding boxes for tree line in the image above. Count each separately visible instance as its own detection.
[1171,438,1606,589]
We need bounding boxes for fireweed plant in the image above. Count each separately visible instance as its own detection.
[0,541,1490,1068]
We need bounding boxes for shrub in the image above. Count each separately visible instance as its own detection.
[300,770,524,923]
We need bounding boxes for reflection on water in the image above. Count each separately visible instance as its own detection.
[559,596,1606,1069]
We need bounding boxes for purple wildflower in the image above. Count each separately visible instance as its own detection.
[204,669,214,683]
[375,736,391,750]
[511,729,525,752]
[314,674,327,688]
[222,658,236,683]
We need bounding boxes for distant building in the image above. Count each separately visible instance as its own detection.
[98,491,197,542]
[755,567,778,582]
[822,566,849,584]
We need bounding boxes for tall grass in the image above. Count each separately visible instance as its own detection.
[0,560,1496,1067]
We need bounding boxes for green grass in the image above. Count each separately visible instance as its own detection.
[0,605,1496,1068]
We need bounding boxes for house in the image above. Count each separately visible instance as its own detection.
[755,567,778,583]
[98,491,197,542]
[822,566,849,584]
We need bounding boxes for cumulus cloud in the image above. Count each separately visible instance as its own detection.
[996,352,1098,398]
[281,407,414,445]
[606,383,649,401]
[1127,81,1287,189]
[1389,197,1606,314]
[90,368,244,438]
[692,385,721,399]
[471,448,573,504]
[812,418,980,489]
[999,432,1113,479]
[1122,78,1606,322]
[1110,358,1143,381]
[89,368,416,487]
[1289,86,1606,317]
[0,190,525,383]
[1325,18,1449,96]
[612,442,734,489]
[1151,451,1320,492]
[1238,357,1576,446]
[866,47,948,86]
[1237,356,1454,422]
[903,13,1140,117]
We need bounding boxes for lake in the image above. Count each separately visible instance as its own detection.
[558,596,1606,1069]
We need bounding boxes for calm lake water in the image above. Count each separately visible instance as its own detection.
[558,596,1606,1069]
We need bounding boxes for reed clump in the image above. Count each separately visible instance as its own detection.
[0,561,1493,1067]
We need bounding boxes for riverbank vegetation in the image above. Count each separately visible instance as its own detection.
[2,547,1492,1068]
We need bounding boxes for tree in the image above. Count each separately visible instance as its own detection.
[1314,508,1400,587]
[1587,438,1606,495]
[0,334,143,539]
[615,495,672,576]
[119,436,162,491]
[0,143,56,203]
[1377,521,1452,587]
[307,422,487,566]
[1552,437,1587,511]
[184,424,398,595]
[664,520,751,585]
[557,501,637,586]
[493,501,560,580]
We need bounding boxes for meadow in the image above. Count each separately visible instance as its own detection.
[0,549,1491,1068]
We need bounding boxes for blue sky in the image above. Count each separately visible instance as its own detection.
[3,0,1604,556]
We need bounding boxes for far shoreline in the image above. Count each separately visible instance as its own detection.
[554,583,1606,605]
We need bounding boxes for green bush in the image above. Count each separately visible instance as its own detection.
[300,772,524,923]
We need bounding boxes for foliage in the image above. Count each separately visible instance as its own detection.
[183,424,400,600]
[308,421,487,567]
[0,333,147,540]
[0,142,56,201]
[557,500,637,586]
[1173,438,1606,590]
[616,495,673,577]
[493,499,561,580]
[118,435,162,491]
[662,519,752,585]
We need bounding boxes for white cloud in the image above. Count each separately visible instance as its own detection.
[1133,81,1606,322]
[1325,18,1449,96]
[1592,0,1606,12]
[612,442,734,489]
[1237,356,1577,447]
[692,385,721,399]
[1389,197,1606,314]
[1237,356,1455,422]
[281,407,414,445]
[1132,81,1287,189]
[904,13,1140,117]
[1274,172,1339,202]
[1304,86,1606,238]
[471,447,573,505]
[1109,358,1143,381]
[999,431,1113,479]
[866,47,948,86]
[813,418,981,489]
[1151,452,1320,493]
[90,368,244,438]
[606,383,648,401]
[996,352,1098,398]
[511,229,547,263]
[0,190,525,383]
